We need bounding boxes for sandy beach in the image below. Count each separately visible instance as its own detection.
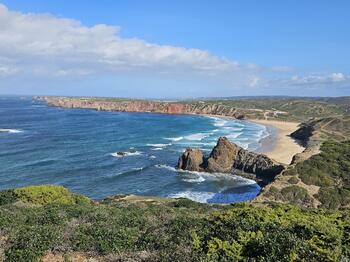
[250,119,305,165]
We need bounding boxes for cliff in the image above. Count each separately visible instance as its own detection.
[36,96,246,119]
[177,137,285,185]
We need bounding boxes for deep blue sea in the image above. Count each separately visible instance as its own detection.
[0,97,270,203]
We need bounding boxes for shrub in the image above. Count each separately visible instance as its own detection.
[13,185,91,206]
[0,186,349,261]
[280,186,312,205]
[283,168,298,176]
[0,190,17,205]
[5,225,62,261]
[288,176,299,184]
[317,188,350,209]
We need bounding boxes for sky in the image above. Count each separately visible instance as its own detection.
[0,0,349,98]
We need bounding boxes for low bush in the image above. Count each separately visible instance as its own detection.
[0,190,17,205]
[0,186,349,261]
[280,185,312,205]
[288,176,299,184]
[13,185,91,205]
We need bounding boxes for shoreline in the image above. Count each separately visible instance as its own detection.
[249,119,305,165]
[39,98,303,165]
[200,114,303,165]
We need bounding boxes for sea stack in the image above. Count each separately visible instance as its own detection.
[177,137,285,184]
[177,148,205,172]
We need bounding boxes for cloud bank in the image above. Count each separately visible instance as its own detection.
[0,4,348,96]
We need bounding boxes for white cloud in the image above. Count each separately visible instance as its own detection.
[0,65,18,77]
[0,4,241,78]
[0,3,348,96]
[288,73,348,85]
[330,73,346,82]
[249,76,260,87]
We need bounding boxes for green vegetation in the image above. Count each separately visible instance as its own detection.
[186,97,349,121]
[274,140,350,208]
[288,176,299,184]
[291,116,350,146]
[12,185,91,206]
[282,140,350,208]
[265,185,313,206]
[0,185,349,261]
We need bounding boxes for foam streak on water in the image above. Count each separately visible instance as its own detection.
[0,97,267,203]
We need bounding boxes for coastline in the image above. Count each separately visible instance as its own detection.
[38,97,304,165]
[249,119,305,165]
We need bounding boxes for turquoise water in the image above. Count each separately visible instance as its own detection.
[0,97,269,203]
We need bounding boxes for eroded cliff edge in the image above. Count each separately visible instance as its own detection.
[177,137,285,186]
[35,96,259,119]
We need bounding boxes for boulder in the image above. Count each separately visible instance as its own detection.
[177,148,204,171]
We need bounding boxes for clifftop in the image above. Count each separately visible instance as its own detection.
[0,184,348,261]
[36,95,349,121]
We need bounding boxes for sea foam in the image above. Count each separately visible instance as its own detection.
[184,133,211,141]
[0,128,23,133]
[110,151,142,158]
[164,136,183,142]
[167,191,216,203]
[147,143,171,147]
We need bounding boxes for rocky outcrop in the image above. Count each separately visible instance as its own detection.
[290,122,314,147]
[206,137,239,173]
[177,137,285,185]
[177,149,205,172]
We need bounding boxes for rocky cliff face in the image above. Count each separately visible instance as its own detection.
[36,96,246,119]
[177,137,284,185]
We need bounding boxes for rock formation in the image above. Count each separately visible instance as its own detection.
[177,149,205,172]
[177,137,284,184]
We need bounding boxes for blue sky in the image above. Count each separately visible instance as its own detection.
[0,0,349,97]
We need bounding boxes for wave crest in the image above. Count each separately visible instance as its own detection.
[0,128,23,133]
[111,151,142,158]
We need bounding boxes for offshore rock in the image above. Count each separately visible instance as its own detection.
[177,137,284,184]
[206,137,239,173]
[177,148,204,172]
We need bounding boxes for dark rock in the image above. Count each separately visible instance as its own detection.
[177,137,285,185]
[177,148,205,172]
[290,123,314,147]
[206,137,239,172]
[117,151,127,156]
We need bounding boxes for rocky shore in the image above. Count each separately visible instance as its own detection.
[177,137,285,186]
[35,96,250,119]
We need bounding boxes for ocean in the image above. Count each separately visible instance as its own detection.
[0,96,270,203]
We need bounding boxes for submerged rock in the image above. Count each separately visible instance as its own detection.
[116,151,127,156]
[177,137,284,185]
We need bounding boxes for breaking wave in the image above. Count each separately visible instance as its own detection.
[110,151,142,158]
[184,133,211,141]
[0,128,23,133]
[164,136,183,142]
